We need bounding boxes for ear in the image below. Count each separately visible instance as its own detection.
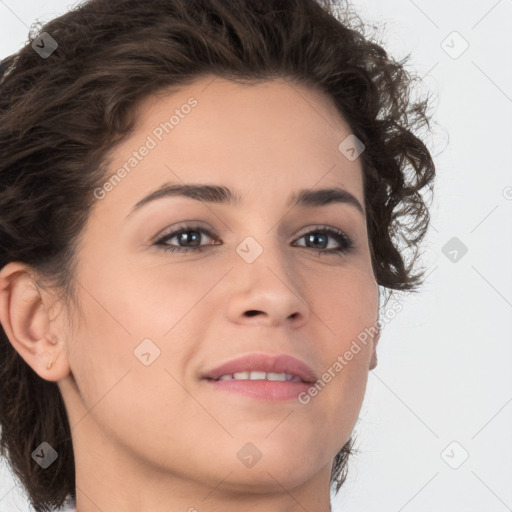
[0,262,70,382]
[369,323,381,371]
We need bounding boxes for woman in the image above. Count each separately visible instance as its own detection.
[0,0,435,511]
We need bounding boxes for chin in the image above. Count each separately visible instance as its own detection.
[215,458,321,494]
[205,437,325,490]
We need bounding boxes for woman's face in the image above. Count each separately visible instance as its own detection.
[54,76,380,504]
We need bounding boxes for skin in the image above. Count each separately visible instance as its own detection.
[0,76,380,512]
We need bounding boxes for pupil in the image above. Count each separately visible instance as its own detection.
[308,233,327,248]
[180,231,200,246]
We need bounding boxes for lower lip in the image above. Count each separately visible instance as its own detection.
[203,378,312,401]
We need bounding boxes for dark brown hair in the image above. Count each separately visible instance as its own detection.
[0,0,436,510]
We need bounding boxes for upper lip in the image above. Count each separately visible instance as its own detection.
[201,353,318,383]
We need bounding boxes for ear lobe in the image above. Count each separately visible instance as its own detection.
[0,262,69,381]
[369,325,381,371]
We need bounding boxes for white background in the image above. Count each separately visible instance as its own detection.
[1,0,511,511]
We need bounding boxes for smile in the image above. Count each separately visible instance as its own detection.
[216,371,303,382]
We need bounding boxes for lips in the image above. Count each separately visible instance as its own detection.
[201,353,318,384]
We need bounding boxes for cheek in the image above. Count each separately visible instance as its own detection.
[65,261,212,408]
[303,268,378,415]
[106,259,227,338]
[308,265,379,341]
[302,338,372,455]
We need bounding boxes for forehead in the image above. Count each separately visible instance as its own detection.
[97,75,364,216]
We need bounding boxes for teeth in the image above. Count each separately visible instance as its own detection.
[266,372,286,381]
[217,371,302,382]
[248,371,267,380]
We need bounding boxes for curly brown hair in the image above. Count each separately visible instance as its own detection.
[0,0,435,510]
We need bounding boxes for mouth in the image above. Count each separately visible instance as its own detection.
[213,371,304,382]
[201,353,318,401]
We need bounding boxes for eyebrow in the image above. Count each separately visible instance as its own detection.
[126,182,365,218]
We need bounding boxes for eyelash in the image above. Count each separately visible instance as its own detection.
[153,224,354,256]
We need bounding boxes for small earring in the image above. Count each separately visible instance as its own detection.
[47,360,54,370]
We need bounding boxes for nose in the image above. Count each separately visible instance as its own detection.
[225,239,310,329]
